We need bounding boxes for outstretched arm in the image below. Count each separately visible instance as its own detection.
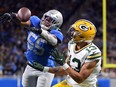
[30,53,70,76]
[0,12,31,27]
[29,61,67,76]
[49,66,67,75]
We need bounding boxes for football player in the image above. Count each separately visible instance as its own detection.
[32,19,102,87]
[0,9,63,87]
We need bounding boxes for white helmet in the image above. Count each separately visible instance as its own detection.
[40,9,63,30]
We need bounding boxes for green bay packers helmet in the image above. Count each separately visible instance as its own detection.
[67,19,97,43]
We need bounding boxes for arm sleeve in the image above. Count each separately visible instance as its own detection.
[85,50,102,63]
[30,16,41,28]
[50,30,63,43]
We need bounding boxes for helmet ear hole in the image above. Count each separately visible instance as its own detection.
[90,27,92,30]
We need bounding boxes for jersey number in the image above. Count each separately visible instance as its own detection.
[86,45,97,53]
[28,32,47,55]
[72,58,81,72]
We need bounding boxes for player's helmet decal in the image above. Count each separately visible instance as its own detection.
[79,24,89,31]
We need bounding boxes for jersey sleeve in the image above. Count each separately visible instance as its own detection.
[67,40,75,56]
[85,44,102,63]
[30,16,41,28]
[50,30,63,43]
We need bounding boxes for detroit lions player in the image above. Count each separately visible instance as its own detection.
[20,9,63,87]
[0,9,63,87]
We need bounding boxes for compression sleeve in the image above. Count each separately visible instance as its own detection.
[50,30,63,43]
[30,16,41,28]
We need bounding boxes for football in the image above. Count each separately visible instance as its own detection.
[17,7,31,21]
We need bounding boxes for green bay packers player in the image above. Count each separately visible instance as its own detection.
[31,19,102,87]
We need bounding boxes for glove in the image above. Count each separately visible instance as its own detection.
[11,12,21,25]
[27,62,49,72]
[0,13,12,23]
[0,12,21,25]
[32,62,44,71]
[25,27,42,34]
[49,48,66,65]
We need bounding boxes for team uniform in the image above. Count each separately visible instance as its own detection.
[53,40,101,87]
[22,15,63,87]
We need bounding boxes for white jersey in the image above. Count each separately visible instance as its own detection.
[66,40,102,87]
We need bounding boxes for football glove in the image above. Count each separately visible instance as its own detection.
[11,12,21,25]
[0,13,12,23]
[28,62,49,72]
[49,48,66,65]
[0,13,21,25]
[27,62,44,71]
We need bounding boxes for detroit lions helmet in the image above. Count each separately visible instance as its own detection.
[40,9,63,30]
[67,19,97,43]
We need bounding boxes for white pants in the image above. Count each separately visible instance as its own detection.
[22,65,54,87]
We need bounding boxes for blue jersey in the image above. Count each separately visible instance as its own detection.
[25,16,63,67]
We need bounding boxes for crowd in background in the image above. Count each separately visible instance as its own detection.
[0,0,116,78]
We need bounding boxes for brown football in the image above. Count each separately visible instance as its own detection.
[17,7,31,21]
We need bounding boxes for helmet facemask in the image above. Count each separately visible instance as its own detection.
[40,10,63,30]
[41,15,57,30]
[67,27,83,43]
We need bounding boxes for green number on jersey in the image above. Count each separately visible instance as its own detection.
[72,58,81,72]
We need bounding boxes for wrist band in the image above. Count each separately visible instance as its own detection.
[43,67,49,72]
[62,63,69,70]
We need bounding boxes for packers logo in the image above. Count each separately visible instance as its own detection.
[79,24,88,31]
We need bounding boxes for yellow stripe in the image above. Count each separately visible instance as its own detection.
[87,53,101,59]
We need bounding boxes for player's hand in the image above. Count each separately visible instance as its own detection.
[0,13,12,23]
[11,12,21,25]
[50,48,66,65]
[25,27,42,34]
[0,13,21,24]
[29,62,44,71]
[28,62,49,72]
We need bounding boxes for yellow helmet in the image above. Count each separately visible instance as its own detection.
[67,19,97,43]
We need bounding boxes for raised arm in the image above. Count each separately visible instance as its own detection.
[29,49,69,75]
[0,12,31,27]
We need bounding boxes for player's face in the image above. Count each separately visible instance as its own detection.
[67,27,80,41]
[41,15,54,27]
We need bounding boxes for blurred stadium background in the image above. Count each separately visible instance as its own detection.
[0,0,116,87]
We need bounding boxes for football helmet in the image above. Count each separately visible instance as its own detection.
[40,9,63,30]
[67,19,97,43]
